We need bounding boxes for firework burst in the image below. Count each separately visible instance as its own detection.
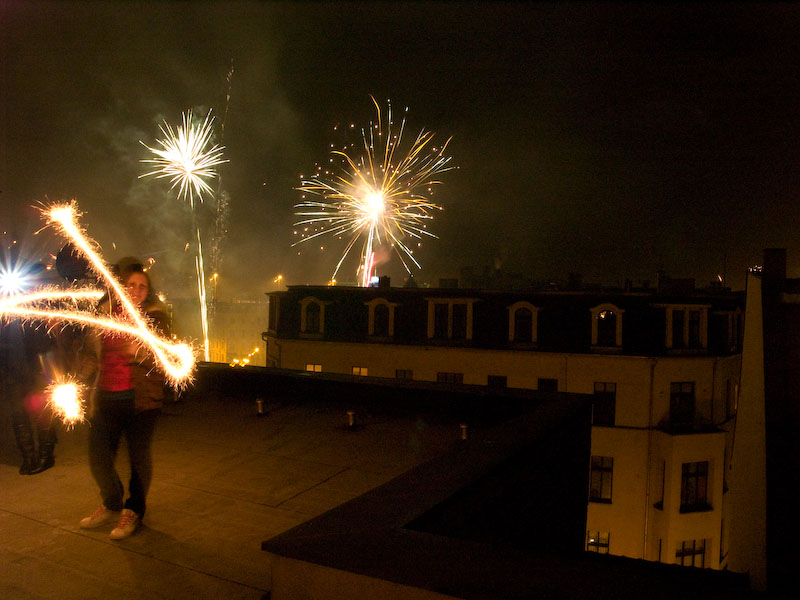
[139,110,228,209]
[140,110,227,361]
[294,96,454,286]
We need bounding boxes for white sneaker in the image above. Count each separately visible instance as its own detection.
[80,506,116,529]
[109,509,140,540]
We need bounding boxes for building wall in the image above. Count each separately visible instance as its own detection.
[266,336,739,568]
[262,285,745,573]
[727,272,767,589]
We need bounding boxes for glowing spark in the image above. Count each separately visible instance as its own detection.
[0,265,31,295]
[229,346,260,367]
[294,96,454,286]
[47,381,85,427]
[0,203,196,388]
[139,110,228,209]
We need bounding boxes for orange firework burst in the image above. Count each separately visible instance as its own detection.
[294,96,454,286]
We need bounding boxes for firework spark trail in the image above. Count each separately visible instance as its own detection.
[210,60,235,289]
[0,203,196,387]
[195,228,209,362]
[140,110,227,361]
[293,96,454,285]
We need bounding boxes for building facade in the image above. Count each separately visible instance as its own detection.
[262,281,744,572]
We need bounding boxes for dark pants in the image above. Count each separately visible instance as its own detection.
[88,390,159,517]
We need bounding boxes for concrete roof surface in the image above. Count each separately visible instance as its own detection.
[0,389,458,599]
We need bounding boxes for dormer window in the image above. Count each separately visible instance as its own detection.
[507,301,539,344]
[658,304,710,351]
[590,303,624,350]
[299,296,331,338]
[365,298,399,338]
[426,298,479,341]
[267,294,280,332]
[306,302,320,334]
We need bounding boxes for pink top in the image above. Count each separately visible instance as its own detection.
[99,304,134,392]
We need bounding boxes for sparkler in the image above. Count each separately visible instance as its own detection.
[0,203,196,391]
[46,380,85,427]
[294,96,454,286]
[140,110,227,361]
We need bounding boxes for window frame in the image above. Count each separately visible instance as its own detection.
[586,530,610,554]
[592,382,616,426]
[675,539,706,568]
[507,301,539,344]
[670,381,696,425]
[437,372,464,384]
[680,460,710,513]
[589,455,614,503]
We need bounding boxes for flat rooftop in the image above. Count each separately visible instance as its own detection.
[2,366,752,599]
[0,366,462,599]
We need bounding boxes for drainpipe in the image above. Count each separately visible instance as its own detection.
[710,356,718,424]
[643,357,657,560]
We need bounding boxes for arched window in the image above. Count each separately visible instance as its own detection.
[365,298,399,337]
[596,310,617,347]
[374,303,390,337]
[590,303,624,349]
[507,301,539,344]
[299,296,330,338]
[514,308,533,342]
[305,301,320,334]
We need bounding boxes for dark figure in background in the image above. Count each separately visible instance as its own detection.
[78,259,170,540]
[1,321,59,474]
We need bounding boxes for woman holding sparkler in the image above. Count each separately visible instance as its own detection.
[78,259,170,540]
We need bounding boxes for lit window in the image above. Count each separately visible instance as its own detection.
[352,366,368,376]
[305,364,322,373]
[586,531,610,554]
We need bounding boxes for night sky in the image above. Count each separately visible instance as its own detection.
[3,1,800,298]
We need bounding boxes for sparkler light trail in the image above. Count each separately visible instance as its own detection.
[0,203,196,389]
[294,96,454,286]
[140,109,228,361]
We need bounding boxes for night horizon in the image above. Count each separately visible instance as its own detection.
[4,2,800,298]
